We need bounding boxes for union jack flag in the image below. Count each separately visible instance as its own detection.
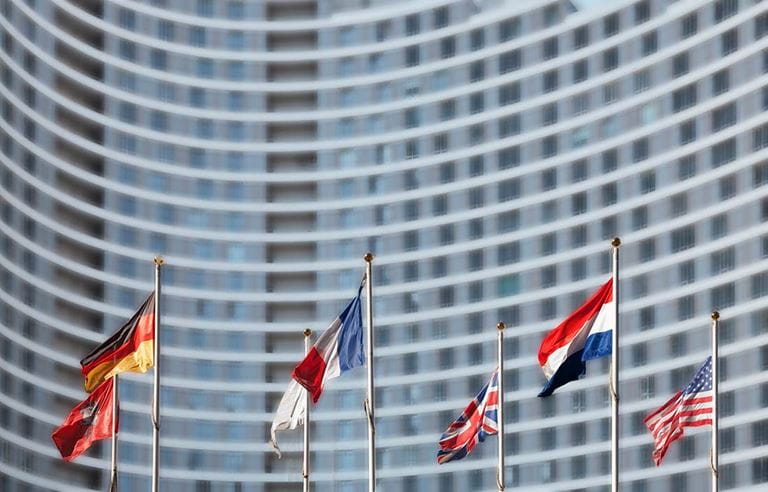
[437,368,499,464]
[644,356,714,466]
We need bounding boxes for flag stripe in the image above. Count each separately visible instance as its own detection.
[81,293,155,392]
[537,279,613,397]
[437,369,499,465]
[644,357,713,466]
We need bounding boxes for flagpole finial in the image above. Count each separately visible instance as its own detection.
[611,237,621,248]
[154,256,165,266]
[711,311,720,321]
[496,322,506,331]
[303,328,312,337]
[364,252,374,263]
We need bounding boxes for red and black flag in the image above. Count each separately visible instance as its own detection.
[51,379,116,461]
[81,293,155,393]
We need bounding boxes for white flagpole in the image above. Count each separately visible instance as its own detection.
[303,328,312,492]
[711,311,720,492]
[364,252,376,492]
[610,238,621,492]
[496,322,506,491]
[110,374,118,492]
[152,256,163,492]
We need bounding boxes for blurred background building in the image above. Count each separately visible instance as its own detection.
[1,0,768,490]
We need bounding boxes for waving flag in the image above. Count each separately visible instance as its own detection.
[644,357,713,466]
[270,281,365,455]
[292,282,365,403]
[51,379,116,461]
[437,369,499,464]
[537,278,614,397]
[81,293,155,393]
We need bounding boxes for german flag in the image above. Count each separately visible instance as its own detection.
[81,293,155,393]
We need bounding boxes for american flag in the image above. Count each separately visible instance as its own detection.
[644,356,713,466]
[437,369,499,464]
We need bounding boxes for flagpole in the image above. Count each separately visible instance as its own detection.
[610,238,621,492]
[152,256,163,492]
[303,328,312,492]
[711,311,720,492]
[364,252,376,492]
[496,322,506,492]
[110,375,118,492]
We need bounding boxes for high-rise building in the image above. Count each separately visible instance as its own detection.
[2,0,768,490]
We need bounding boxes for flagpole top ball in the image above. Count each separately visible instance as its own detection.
[303,328,312,337]
[711,311,720,321]
[154,256,165,266]
[611,237,621,248]
[364,252,374,262]
[497,322,506,331]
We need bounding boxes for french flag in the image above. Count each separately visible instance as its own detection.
[537,278,614,397]
[292,281,365,403]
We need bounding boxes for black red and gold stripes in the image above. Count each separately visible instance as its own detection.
[80,293,155,393]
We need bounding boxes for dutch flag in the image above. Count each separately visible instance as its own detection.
[537,278,614,397]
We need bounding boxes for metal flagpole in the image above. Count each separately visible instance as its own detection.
[110,375,118,492]
[711,311,720,492]
[610,238,621,492]
[364,252,376,492]
[496,322,506,492]
[152,256,163,492]
[303,329,312,492]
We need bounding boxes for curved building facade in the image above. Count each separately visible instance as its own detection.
[2,0,768,490]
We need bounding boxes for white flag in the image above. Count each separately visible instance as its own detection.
[269,379,307,458]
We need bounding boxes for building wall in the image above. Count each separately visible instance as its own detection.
[1,0,768,490]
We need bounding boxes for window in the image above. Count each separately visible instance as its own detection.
[543,103,558,125]
[542,136,558,158]
[671,193,688,217]
[604,13,619,37]
[470,61,485,81]
[713,69,729,95]
[711,247,735,274]
[641,31,657,56]
[677,295,695,321]
[640,238,655,262]
[603,48,619,71]
[673,53,689,77]
[499,82,520,105]
[672,84,697,112]
[405,46,420,67]
[632,206,648,230]
[679,120,696,145]
[714,0,737,23]
[632,138,649,162]
[405,14,420,35]
[712,138,736,167]
[499,18,520,41]
[710,283,735,309]
[754,125,768,151]
[543,70,558,92]
[440,37,455,58]
[635,1,650,24]
[721,29,738,56]
[543,37,558,60]
[640,307,655,330]
[574,26,589,48]
[671,226,695,252]
[434,6,449,28]
[682,13,697,38]
[757,13,768,40]
[634,70,650,93]
[470,29,485,51]
[573,59,588,82]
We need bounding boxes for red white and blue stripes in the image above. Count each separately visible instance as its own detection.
[537,278,614,397]
[270,280,365,456]
[437,369,499,464]
[292,280,365,403]
[644,356,714,466]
